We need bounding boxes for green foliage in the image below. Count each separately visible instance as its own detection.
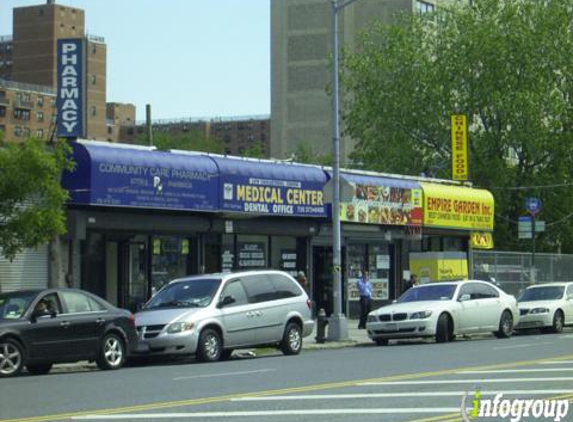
[135,129,224,153]
[241,142,267,159]
[342,0,573,252]
[293,142,332,166]
[0,136,74,261]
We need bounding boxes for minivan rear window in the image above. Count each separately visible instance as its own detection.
[145,278,222,309]
[269,274,302,299]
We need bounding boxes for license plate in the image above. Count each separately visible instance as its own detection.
[386,323,398,331]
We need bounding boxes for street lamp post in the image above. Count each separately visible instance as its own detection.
[327,0,359,340]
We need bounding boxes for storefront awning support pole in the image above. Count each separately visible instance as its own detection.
[327,0,357,341]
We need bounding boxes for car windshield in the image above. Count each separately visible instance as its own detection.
[0,291,38,320]
[145,278,222,310]
[398,284,457,303]
[517,286,564,302]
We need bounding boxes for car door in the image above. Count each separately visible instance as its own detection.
[456,284,482,333]
[565,285,573,325]
[59,291,108,359]
[25,293,68,361]
[241,274,281,344]
[218,278,255,348]
[472,283,502,331]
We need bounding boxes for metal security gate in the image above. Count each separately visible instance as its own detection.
[0,245,48,292]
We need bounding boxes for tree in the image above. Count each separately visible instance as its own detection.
[342,0,573,252]
[293,142,332,166]
[241,142,267,159]
[0,136,74,261]
[135,129,224,153]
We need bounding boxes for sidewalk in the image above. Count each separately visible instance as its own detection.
[303,318,371,350]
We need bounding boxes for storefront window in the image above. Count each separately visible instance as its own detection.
[236,235,268,270]
[221,234,234,273]
[347,243,390,310]
[270,236,297,277]
[151,236,191,295]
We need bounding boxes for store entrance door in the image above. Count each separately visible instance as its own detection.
[119,238,149,312]
[312,246,346,317]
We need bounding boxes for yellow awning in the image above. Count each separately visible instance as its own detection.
[421,183,494,231]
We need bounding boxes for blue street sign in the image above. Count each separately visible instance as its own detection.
[525,197,542,215]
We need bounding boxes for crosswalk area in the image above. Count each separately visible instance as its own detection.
[74,359,573,422]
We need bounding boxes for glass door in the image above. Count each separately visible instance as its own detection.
[124,239,149,312]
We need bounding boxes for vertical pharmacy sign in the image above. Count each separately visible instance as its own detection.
[57,39,85,138]
[451,114,469,181]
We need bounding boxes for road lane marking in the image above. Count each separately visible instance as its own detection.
[72,408,465,419]
[458,368,573,374]
[493,342,552,350]
[232,390,573,400]
[361,377,573,385]
[540,360,573,364]
[4,353,573,422]
[173,369,275,381]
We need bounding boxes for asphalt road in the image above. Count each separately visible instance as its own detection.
[1,330,573,422]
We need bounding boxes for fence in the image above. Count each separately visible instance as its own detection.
[470,250,573,295]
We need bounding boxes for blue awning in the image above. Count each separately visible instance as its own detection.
[62,142,219,211]
[210,157,327,217]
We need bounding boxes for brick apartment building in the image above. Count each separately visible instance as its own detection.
[134,115,271,157]
[0,0,134,143]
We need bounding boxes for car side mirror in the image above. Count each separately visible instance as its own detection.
[459,294,471,302]
[218,295,236,308]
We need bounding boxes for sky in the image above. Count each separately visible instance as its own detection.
[1,0,271,122]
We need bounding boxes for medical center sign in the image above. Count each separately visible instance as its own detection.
[57,39,84,138]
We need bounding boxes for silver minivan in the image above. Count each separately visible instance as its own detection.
[134,270,314,362]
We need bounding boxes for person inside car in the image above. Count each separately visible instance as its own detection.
[34,299,51,315]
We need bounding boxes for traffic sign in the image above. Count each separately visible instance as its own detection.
[525,197,542,215]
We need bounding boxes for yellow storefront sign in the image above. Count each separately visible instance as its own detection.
[471,231,494,249]
[410,252,468,283]
[422,183,494,231]
[451,114,469,181]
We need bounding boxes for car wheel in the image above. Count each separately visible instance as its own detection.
[374,338,389,346]
[435,313,450,343]
[280,322,302,355]
[26,363,53,375]
[197,328,223,362]
[495,310,513,338]
[0,339,24,378]
[96,333,125,370]
[551,310,564,334]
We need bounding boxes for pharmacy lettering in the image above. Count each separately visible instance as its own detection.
[57,39,84,138]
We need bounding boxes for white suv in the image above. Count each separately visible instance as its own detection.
[134,270,314,362]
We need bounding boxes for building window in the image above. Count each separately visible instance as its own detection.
[107,126,113,135]
[14,108,30,120]
[416,1,435,14]
[0,106,5,117]
[91,106,97,116]
[37,129,44,138]
[92,44,97,54]
[91,74,96,85]
[37,111,44,122]
[0,125,5,132]
[37,96,44,107]
[23,126,30,137]
[5,44,11,53]
[14,126,21,137]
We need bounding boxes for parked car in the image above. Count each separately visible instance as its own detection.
[0,288,138,377]
[366,280,519,345]
[516,282,573,333]
[134,270,314,362]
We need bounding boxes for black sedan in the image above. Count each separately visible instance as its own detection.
[0,288,138,377]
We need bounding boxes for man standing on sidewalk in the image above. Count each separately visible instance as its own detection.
[357,270,373,329]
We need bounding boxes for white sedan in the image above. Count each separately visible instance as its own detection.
[516,282,573,333]
[366,280,519,345]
